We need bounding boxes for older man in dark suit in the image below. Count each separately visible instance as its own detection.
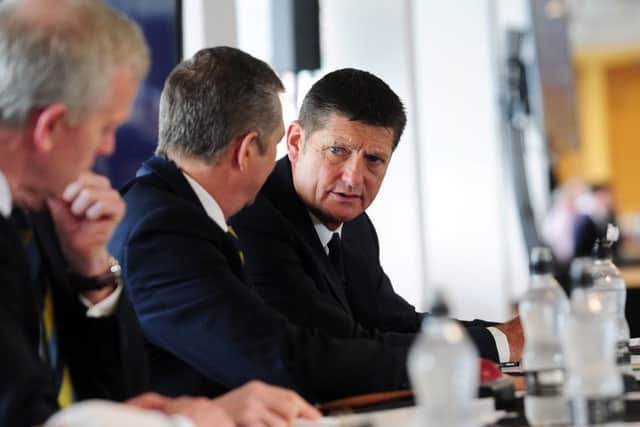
[230,68,524,364]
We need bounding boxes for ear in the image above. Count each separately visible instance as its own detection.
[286,121,305,164]
[233,131,260,172]
[32,104,68,153]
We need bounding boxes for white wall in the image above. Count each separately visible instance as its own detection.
[411,0,511,320]
[320,0,425,310]
[182,0,237,60]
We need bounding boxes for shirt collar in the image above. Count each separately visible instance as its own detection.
[0,170,12,219]
[182,172,228,231]
[309,211,343,255]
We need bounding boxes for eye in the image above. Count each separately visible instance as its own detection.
[365,154,386,165]
[328,146,347,155]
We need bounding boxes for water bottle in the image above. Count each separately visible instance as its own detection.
[591,225,631,374]
[519,246,570,426]
[408,295,479,427]
[564,258,624,426]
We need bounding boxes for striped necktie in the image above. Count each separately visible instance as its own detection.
[12,210,74,407]
[227,225,245,266]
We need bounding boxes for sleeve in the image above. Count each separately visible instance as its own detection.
[345,215,501,362]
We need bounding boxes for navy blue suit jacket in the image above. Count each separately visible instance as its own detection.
[109,156,410,402]
[230,157,500,362]
[0,211,147,427]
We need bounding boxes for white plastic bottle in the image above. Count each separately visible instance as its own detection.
[519,246,570,426]
[408,296,479,427]
[591,224,631,374]
[564,258,625,426]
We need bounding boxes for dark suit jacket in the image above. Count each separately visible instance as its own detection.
[0,211,148,427]
[109,155,410,402]
[230,157,500,362]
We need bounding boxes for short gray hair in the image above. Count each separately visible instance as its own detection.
[0,0,150,128]
[157,46,284,162]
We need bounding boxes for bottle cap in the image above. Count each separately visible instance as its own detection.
[430,293,450,317]
[592,238,612,260]
[530,246,553,274]
[569,257,594,290]
[606,223,620,243]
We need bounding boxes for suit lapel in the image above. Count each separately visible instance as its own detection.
[262,158,351,312]
[27,211,73,298]
[0,215,41,333]
[134,156,245,282]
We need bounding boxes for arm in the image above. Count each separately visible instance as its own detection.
[345,215,503,361]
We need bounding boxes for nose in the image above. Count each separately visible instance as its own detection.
[342,155,364,190]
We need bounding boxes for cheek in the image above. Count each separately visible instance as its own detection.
[364,174,384,198]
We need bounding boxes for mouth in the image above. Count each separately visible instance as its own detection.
[330,191,363,201]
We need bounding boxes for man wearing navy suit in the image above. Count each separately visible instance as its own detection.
[110,47,415,403]
[230,69,524,364]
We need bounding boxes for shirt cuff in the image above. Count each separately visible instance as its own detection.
[486,326,510,363]
[78,283,122,318]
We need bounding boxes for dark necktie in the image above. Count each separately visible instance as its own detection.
[327,232,344,278]
[11,209,74,407]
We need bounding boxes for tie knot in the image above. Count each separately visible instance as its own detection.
[328,232,341,251]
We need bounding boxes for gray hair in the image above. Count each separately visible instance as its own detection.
[0,0,150,128]
[157,46,284,162]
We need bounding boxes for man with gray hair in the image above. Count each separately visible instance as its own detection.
[0,1,320,426]
[110,46,411,403]
[0,1,151,424]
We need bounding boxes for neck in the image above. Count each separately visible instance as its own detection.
[169,152,242,220]
[0,129,38,210]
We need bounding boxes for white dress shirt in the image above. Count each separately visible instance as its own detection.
[183,172,227,230]
[0,170,12,219]
[309,212,510,363]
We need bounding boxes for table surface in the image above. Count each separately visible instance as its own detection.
[295,395,640,427]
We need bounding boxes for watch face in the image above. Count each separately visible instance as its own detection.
[108,256,122,276]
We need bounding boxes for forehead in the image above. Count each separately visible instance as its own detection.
[308,114,394,154]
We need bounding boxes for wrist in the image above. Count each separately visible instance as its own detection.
[69,255,123,294]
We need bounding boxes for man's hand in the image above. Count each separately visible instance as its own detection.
[125,392,172,411]
[495,316,523,362]
[125,383,320,427]
[47,172,125,277]
[211,381,321,427]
